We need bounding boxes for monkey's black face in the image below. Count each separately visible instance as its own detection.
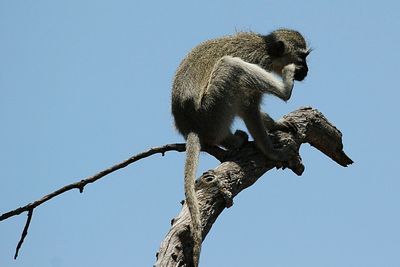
[293,51,310,81]
[294,63,308,81]
[271,48,310,81]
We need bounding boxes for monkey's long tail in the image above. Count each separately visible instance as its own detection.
[184,132,202,267]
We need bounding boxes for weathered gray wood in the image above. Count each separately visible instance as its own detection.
[154,107,353,267]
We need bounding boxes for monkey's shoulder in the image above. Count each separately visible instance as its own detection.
[191,32,265,57]
[178,32,267,72]
[173,32,271,91]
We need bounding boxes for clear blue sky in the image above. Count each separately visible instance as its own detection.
[1,1,399,266]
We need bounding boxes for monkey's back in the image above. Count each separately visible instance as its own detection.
[173,32,268,95]
[171,32,270,141]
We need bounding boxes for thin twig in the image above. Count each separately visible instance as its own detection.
[0,142,226,259]
[0,143,224,222]
[14,209,33,259]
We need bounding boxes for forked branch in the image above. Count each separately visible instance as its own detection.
[0,143,225,259]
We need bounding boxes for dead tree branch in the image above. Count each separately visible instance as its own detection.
[0,143,225,259]
[154,107,353,267]
[1,107,352,263]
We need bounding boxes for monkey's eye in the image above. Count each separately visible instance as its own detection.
[298,49,311,60]
[295,55,306,64]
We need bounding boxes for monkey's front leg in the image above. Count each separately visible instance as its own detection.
[261,63,298,133]
[279,63,296,101]
[242,108,295,161]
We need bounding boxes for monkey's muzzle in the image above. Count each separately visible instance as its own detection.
[294,64,308,81]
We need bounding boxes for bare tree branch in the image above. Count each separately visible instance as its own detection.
[154,107,353,267]
[1,107,352,263]
[0,143,226,258]
[14,209,33,260]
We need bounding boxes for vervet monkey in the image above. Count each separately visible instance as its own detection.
[171,29,310,266]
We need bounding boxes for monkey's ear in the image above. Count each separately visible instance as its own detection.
[269,40,285,57]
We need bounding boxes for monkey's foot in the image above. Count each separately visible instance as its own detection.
[233,130,249,146]
[221,130,249,150]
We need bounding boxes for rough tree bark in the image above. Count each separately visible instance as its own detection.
[154,107,353,267]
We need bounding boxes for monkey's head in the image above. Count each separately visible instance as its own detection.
[266,29,310,81]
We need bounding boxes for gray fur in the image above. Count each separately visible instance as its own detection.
[171,29,309,267]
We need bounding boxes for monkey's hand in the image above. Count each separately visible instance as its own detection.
[264,128,299,162]
[278,63,296,101]
[282,63,296,82]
